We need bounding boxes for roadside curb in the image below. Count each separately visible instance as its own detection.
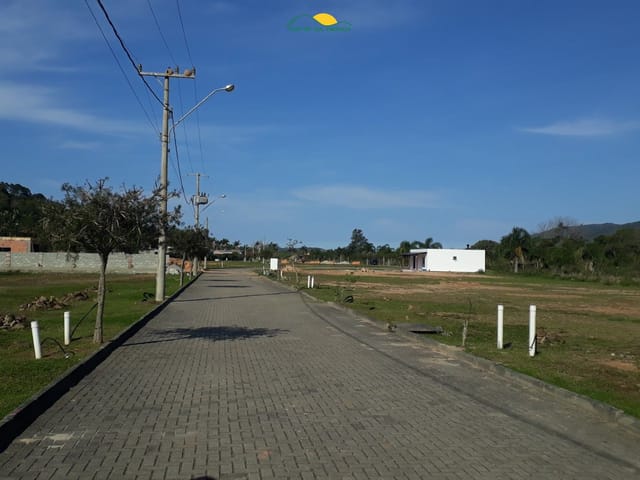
[297,288,640,433]
[0,275,198,453]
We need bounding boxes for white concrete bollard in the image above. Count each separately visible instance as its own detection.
[311,276,315,289]
[64,311,71,346]
[497,305,504,350]
[307,275,311,288]
[31,321,42,360]
[529,305,537,357]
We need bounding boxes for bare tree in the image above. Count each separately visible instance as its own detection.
[537,216,579,236]
[42,179,179,343]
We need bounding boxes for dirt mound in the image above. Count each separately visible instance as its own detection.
[0,313,29,330]
[19,289,93,311]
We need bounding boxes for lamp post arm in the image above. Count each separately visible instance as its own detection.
[172,84,234,131]
[200,194,226,213]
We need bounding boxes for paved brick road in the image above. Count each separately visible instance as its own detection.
[1,269,639,479]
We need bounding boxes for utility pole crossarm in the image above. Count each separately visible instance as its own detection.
[139,66,196,79]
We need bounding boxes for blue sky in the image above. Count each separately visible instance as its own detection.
[1,1,639,249]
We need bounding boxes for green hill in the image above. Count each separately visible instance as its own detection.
[537,221,640,241]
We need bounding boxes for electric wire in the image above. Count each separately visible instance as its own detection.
[146,0,193,177]
[95,0,163,106]
[176,85,195,175]
[146,0,177,66]
[84,0,159,135]
[176,0,206,175]
[176,0,194,65]
[169,113,191,206]
[147,0,194,177]
[40,337,74,359]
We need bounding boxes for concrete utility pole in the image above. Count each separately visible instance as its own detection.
[140,66,196,302]
[189,172,209,229]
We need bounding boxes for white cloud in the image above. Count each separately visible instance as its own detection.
[58,140,102,151]
[0,81,147,135]
[0,1,92,71]
[292,185,440,209]
[518,118,640,136]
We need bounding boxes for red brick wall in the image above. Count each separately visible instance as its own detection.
[0,237,32,253]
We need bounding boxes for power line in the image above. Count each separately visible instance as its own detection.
[176,0,194,66]
[175,0,205,174]
[95,0,163,106]
[175,86,195,174]
[146,0,177,65]
[146,0,190,169]
[169,113,190,205]
[84,0,159,134]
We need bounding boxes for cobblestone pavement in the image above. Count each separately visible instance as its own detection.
[1,269,639,479]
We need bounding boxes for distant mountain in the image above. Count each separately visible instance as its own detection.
[536,221,640,241]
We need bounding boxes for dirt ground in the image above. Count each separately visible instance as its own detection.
[305,269,640,318]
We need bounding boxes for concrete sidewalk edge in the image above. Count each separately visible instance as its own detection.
[0,275,198,453]
[295,288,640,432]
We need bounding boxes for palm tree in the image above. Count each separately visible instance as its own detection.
[500,227,531,273]
[397,240,412,254]
[424,237,442,249]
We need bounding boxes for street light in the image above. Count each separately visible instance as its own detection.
[172,84,235,131]
[195,194,226,229]
[200,194,226,214]
[151,78,234,302]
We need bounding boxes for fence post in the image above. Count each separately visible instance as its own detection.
[64,311,71,345]
[497,305,504,349]
[31,321,42,360]
[529,305,537,357]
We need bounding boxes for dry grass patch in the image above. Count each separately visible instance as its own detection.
[289,266,640,417]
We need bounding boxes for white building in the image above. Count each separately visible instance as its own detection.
[406,248,485,273]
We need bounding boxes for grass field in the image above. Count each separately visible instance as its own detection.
[0,272,184,420]
[279,266,640,418]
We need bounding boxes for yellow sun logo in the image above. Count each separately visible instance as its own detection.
[287,12,351,32]
[312,13,338,26]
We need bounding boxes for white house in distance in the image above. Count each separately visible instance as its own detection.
[406,248,485,273]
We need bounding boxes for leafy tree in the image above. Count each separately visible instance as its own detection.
[471,240,500,268]
[42,179,178,343]
[602,229,640,272]
[260,242,279,259]
[0,182,53,245]
[169,227,210,285]
[375,244,397,266]
[346,228,374,259]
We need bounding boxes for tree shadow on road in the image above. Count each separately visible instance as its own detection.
[124,325,288,346]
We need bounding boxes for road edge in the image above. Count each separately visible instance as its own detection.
[0,275,198,452]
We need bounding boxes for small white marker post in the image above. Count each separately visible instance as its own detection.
[31,321,42,360]
[311,276,315,289]
[307,275,311,289]
[64,311,71,346]
[528,305,537,357]
[497,305,504,349]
